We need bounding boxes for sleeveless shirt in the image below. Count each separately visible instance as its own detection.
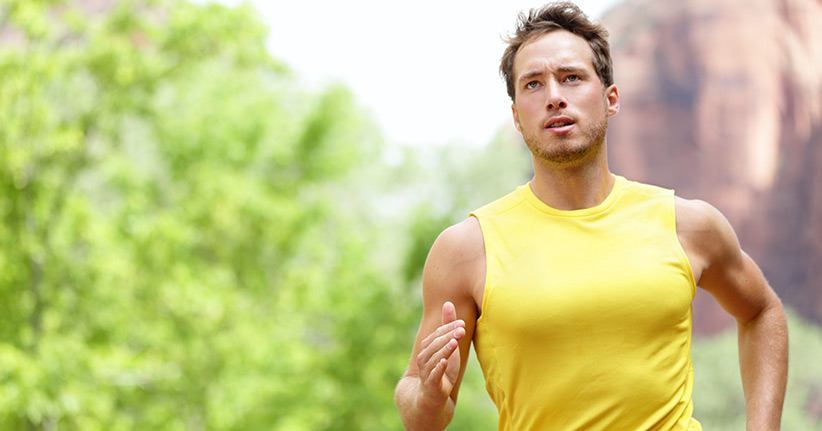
[469,175,702,431]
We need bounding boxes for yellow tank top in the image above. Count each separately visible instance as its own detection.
[470,175,702,431]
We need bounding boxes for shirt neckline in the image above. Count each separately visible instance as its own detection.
[519,174,625,218]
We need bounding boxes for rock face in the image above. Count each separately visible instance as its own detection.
[602,0,822,333]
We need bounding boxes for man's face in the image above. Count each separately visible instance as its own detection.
[511,30,619,166]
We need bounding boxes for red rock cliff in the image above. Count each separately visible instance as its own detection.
[602,0,822,333]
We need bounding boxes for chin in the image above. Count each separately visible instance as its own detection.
[528,140,602,166]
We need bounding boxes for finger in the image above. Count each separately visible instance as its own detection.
[420,319,465,349]
[422,327,465,362]
[424,357,449,390]
[422,338,460,387]
[418,330,463,374]
[442,301,457,326]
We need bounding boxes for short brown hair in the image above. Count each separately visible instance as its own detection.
[500,2,613,102]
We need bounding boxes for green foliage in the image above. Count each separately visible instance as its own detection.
[0,0,405,429]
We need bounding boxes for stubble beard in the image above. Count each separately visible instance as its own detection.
[523,115,609,166]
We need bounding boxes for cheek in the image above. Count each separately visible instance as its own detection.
[517,100,542,120]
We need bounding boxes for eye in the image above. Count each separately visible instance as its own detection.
[525,81,540,89]
[565,75,580,82]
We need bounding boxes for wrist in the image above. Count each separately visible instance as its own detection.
[412,381,454,430]
[415,381,447,412]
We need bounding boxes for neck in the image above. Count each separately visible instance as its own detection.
[528,148,615,211]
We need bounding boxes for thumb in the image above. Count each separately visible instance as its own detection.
[442,301,457,325]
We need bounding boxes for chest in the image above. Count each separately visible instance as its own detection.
[479,216,695,340]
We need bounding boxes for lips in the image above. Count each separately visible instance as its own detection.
[544,116,575,133]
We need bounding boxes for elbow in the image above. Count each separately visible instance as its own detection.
[736,294,786,331]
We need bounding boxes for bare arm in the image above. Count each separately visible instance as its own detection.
[677,198,788,431]
[394,217,484,431]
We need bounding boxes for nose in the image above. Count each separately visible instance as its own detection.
[545,81,567,110]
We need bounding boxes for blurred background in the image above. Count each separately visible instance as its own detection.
[0,0,819,430]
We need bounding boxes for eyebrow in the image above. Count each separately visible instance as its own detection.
[517,65,589,83]
[518,70,545,83]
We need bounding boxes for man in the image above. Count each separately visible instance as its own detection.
[394,2,788,431]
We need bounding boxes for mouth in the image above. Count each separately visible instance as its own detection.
[544,117,576,133]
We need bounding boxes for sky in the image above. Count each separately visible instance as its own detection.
[246,0,622,147]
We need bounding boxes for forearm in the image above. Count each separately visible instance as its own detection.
[395,375,455,431]
[737,301,788,431]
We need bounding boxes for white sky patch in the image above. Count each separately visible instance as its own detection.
[243,0,622,146]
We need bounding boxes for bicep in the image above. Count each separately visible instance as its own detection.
[701,249,775,324]
[404,220,481,379]
[692,203,778,324]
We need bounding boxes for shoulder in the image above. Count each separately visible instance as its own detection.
[674,196,744,283]
[422,217,485,302]
[427,217,485,272]
[621,177,672,198]
[674,196,736,243]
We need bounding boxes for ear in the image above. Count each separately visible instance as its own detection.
[605,84,620,117]
[511,103,522,132]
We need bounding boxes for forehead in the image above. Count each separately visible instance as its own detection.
[513,30,596,80]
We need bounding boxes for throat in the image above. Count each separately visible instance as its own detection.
[528,168,616,211]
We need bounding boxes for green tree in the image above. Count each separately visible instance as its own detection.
[0,0,412,429]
